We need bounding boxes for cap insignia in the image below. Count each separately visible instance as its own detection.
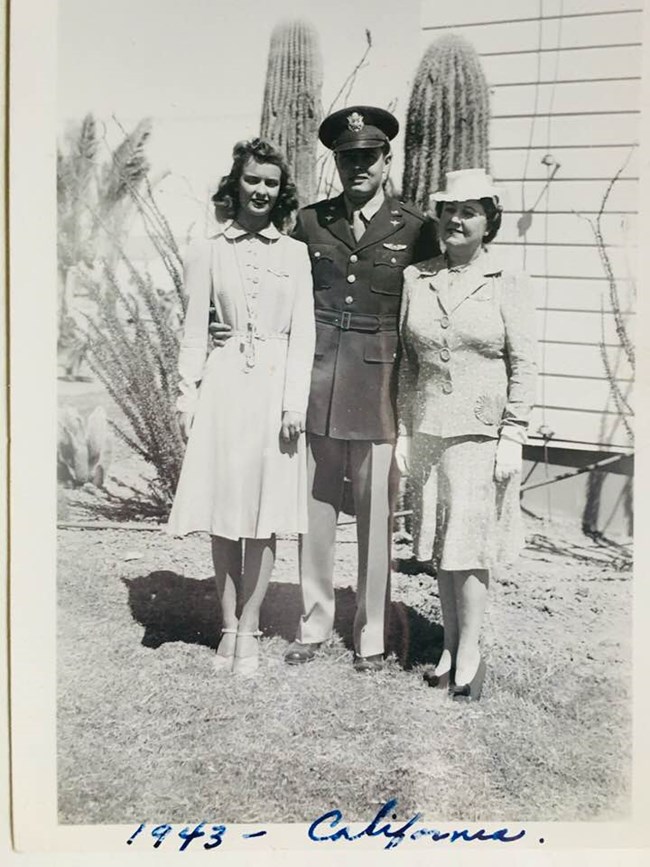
[347,111,365,132]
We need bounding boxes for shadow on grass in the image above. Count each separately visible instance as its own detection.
[526,531,633,572]
[123,571,442,670]
[393,555,436,577]
[74,484,168,522]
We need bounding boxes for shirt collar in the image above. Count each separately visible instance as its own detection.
[344,187,386,223]
[218,219,281,241]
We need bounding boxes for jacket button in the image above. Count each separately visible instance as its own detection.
[345,296,354,304]
[314,251,321,258]
[440,347,450,361]
[347,274,356,283]
[350,254,358,263]
[442,381,453,394]
[440,316,450,328]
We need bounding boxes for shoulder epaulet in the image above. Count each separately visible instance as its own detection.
[301,196,340,214]
[395,199,427,221]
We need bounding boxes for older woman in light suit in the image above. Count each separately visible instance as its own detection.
[396,169,537,701]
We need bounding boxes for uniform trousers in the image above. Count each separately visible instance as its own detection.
[296,433,398,657]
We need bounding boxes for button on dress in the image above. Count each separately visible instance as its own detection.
[167,221,315,539]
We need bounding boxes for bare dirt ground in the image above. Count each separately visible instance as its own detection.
[56,380,632,824]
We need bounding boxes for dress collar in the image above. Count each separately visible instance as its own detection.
[218,219,281,241]
[415,246,504,279]
[447,246,502,276]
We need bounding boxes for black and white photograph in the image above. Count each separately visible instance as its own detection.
[7,0,650,858]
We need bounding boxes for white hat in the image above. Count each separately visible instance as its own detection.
[429,168,501,207]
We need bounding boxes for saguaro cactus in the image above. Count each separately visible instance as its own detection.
[260,20,323,206]
[402,34,490,211]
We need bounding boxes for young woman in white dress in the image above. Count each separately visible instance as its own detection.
[167,139,315,676]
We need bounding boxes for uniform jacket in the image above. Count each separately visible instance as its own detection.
[293,194,437,440]
[397,249,537,444]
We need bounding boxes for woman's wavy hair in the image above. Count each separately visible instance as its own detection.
[211,138,298,231]
[434,197,503,243]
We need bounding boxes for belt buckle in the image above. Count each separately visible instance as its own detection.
[340,311,351,330]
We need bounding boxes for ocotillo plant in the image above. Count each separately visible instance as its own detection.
[77,179,186,515]
[83,258,185,513]
[260,20,323,206]
[402,33,490,211]
[57,115,152,376]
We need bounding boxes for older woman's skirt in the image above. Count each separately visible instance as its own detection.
[410,434,523,572]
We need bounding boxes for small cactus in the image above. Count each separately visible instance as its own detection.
[402,33,491,211]
[260,20,323,206]
[58,406,112,487]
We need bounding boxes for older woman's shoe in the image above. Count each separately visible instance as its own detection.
[353,653,384,673]
[213,627,238,673]
[423,666,454,689]
[283,641,322,665]
[451,657,486,702]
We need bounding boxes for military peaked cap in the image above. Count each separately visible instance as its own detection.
[319,105,399,152]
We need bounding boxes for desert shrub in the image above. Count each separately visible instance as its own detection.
[79,182,188,515]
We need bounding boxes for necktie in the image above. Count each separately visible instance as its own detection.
[352,209,368,242]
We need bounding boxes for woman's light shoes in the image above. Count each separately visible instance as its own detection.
[232,630,262,676]
[213,627,263,675]
[213,627,238,673]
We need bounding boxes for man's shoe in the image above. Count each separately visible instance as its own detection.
[353,653,384,673]
[283,641,321,665]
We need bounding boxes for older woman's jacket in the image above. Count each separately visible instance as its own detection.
[397,250,537,444]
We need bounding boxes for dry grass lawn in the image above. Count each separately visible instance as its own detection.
[57,380,632,824]
[57,521,631,825]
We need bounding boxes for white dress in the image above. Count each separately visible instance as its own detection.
[166,220,315,539]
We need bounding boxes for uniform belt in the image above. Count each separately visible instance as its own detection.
[314,308,398,333]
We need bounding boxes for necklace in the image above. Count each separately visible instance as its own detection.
[232,231,272,372]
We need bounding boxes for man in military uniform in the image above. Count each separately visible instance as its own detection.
[281,106,438,671]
